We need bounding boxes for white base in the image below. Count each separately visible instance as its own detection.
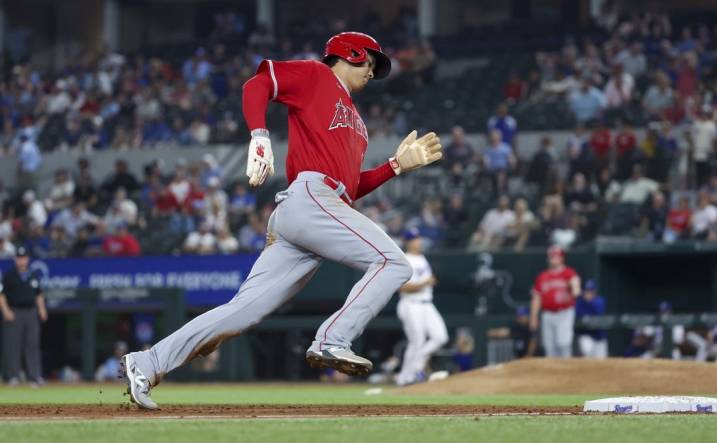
[584,396,717,413]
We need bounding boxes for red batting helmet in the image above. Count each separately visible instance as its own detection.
[322,32,391,79]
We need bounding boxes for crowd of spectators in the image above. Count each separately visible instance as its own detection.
[4,8,717,257]
[503,11,717,128]
[0,9,433,161]
[0,154,272,259]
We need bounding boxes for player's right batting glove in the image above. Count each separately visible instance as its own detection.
[246,128,275,187]
[389,130,442,175]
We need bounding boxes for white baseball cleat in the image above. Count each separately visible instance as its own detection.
[121,354,158,410]
[306,347,373,376]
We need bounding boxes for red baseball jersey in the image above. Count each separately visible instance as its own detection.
[255,59,368,200]
[532,266,578,311]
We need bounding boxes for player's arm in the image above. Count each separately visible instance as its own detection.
[0,275,13,322]
[526,334,538,357]
[36,292,47,322]
[529,289,541,332]
[242,72,275,187]
[0,293,14,322]
[508,151,517,170]
[400,275,436,293]
[241,60,317,187]
[570,275,581,297]
[356,131,443,199]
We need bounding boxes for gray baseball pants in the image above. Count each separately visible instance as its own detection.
[541,308,575,357]
[2,307,42,382]
[131,171,412,384]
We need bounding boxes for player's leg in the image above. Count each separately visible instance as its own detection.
[128,234,322,386]
[686,331,709,361]
[595,339,608,358]
[3,312,22,382]
[555,308,575,358]
[22,309,42,382]
[396,299,424,385]
[415,303,449,371]
[578,334,594,357]
[293,182,412,359]
[541,311,557,357]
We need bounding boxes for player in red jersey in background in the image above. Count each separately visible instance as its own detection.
[529,246,581,357]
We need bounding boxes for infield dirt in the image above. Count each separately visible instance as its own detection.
[0,404,580,419]
[401,358,717,395]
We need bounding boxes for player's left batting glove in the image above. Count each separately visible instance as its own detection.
[246,128,275,187]
[389,130,443,175]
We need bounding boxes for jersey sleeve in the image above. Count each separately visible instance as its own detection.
[256,59,319,109]
[532,274,542,295]
[567,267,578,279]
[355,162,395,200]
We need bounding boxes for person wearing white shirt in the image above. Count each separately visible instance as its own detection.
[619,165,659,204]
[690,107,716,187]
[23,190,47,228]
[603,64,635,109]
[216,225,239,254]
[203,176,228,220]
[0,237,16,258]
[469,196,516,250]
[47,169,75,212]
[615,42,647,78]
[183,222,217,255]
[115,188,138,225]
[395,228,448,386]
[691,190,717,240]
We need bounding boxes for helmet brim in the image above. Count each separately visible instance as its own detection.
[367,49,391,79]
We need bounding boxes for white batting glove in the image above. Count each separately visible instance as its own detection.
[246,128,275,187]
[389,130,442,175]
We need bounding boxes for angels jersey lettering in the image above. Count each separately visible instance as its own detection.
[533,266,578,311]
[257,59,368,200]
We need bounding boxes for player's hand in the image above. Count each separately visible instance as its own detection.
[2,309,15,322]
[390,130,442,175]
[529,317,538,332]
[38,308,48,323]
[246,129,275,187]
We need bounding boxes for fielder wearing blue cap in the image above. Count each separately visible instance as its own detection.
[402,227,421,242]
[395,225,447,386]
[575,278,608,358]
[584,279,597,291]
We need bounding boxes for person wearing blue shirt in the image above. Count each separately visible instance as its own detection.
[575,279,608,358]
[568,78,607,124]
[483,130,516,196]
[486,103,517,147]
[14,134,42,190]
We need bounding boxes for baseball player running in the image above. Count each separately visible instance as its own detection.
[529,246,581,358]
[395,228,448,386]
[121,32,443,409]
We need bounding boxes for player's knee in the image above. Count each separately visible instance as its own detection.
[437,332,449,348]
[391,254,413,283]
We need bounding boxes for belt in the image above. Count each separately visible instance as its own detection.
[543,307,574,313]
[322,175,353,206]
[277,171,354,206]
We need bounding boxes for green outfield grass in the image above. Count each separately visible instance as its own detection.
[1,384,716,443]
[1,416,716,443]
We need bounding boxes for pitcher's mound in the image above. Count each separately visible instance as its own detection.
[400,358,717,395]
